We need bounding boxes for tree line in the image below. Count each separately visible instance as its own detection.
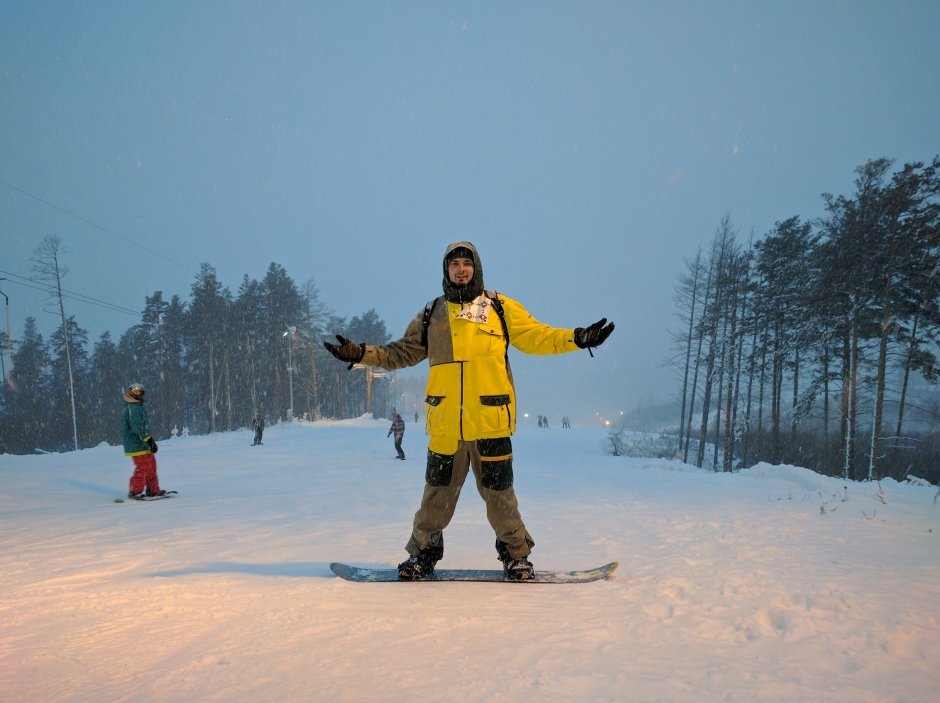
[0,253,400,454]
[672,156,940,484]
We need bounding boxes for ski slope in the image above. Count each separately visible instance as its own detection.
[2,418,938,702]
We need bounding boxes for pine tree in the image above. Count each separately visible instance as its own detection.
[753,216,817,464]
[87,332,123,445]
[184,264,233,433]
[160,295,187,435]
[260,263,306,422]
[0,318,49,453]
[47,317,89,450]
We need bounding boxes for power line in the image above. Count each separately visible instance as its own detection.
[0,270,142,318]
[0,178,197,275]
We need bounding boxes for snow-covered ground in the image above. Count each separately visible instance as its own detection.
[2,417,938,702]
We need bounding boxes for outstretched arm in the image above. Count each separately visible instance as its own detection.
[323,308,428,371]
[501,297,614,356]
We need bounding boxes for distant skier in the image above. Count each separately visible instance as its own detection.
[251,409,265,446]
[388,412,406,460]
[324,240,614,581]
[121,383,167,499]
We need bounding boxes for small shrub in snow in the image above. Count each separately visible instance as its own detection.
[606,429,625,456]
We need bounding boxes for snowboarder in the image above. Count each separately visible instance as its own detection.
[324,241,614,581]
[251,409,265,446]
[121,383,167,499]
[388,412,406,460]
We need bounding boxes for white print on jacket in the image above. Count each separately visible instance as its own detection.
[453,295,493,325]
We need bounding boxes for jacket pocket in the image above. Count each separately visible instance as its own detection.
[425,395,447,436]
[476,322,507,357]
[478,394,512,434]
[480,394,510,406]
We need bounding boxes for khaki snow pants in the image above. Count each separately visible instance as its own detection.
[405,437,535,561]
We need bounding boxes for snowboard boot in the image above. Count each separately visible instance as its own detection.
[496,539,535,581]
[397,545,443,581]
[504,557,535,581]
[146,489,167,498]
[128,491,146,501]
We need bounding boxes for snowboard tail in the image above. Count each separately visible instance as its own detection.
[330,561,618,583]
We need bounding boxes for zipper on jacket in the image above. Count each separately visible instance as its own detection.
[458,362,465,440]
[506,400,512,431]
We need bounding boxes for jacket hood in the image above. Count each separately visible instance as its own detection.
[442,240,484,303]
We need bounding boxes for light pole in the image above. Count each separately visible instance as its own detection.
[283,325,296,421]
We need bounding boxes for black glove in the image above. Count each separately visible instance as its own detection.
[147,437,158,454]
[324,334,366,370]
[574,318,615,355]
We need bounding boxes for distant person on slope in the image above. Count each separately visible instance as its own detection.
[324,241,614,581]
[121,383,167,500]
[388,412,406,460]
[251,409,265,446]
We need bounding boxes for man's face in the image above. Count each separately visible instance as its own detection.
[447,256,474,286]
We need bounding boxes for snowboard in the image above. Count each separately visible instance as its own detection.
[117,490,178,502]
[329,561,618,584]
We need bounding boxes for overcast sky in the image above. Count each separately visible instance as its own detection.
[2,1,938,420]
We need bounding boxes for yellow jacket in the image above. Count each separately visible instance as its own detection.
[363,292,578,451]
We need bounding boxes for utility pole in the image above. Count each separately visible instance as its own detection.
[283,325,296,420]
[0,279,8,388]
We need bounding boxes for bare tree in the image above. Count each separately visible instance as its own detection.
[31,235,79,451]
[696,216,738,469]
[671,247,704,459]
